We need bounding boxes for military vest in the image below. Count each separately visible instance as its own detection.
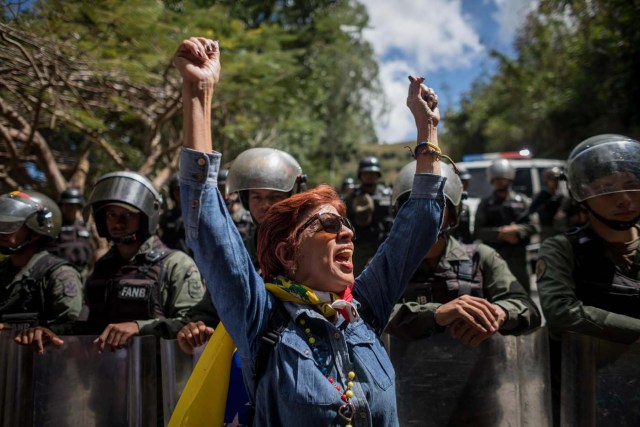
[50,221,92,268]
[402,244,484,304]
[0,253,70,325]
[482,192,528,227]
[567,227,640,317]
[85,239,174,328]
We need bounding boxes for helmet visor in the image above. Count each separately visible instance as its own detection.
[0,197,33,234]
[568,140,640,202]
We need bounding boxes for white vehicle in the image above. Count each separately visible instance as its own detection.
[457,152,566,234]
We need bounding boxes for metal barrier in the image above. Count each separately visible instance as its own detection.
[561,333,640,427]
[159,338,203,426]
[389,327,552,427]
[0,332,157,427]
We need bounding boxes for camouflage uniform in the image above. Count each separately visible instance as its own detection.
[537,225,640,343]
[0,251,83,331]
[387,237,540,340]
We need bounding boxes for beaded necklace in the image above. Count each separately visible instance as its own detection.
[299,318,356,426]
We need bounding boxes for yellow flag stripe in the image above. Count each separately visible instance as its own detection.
[168,323,236,427]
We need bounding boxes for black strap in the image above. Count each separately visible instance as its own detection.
[254,301,290,383]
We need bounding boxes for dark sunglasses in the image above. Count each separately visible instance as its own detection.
[295,212,355,240]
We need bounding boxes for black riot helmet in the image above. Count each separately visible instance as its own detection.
[392,160,463,228]
[342,177,355,192]
[87,171,162,243]
[358,156,382,179]
[566,134,640,230]
[0,190,62,254]
[59,187,85,206]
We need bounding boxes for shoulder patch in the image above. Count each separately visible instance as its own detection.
[187,278,205,299]
[63,280,79,297]
[535,259,547,281]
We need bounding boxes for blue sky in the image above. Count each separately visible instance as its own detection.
[360,0,538,143]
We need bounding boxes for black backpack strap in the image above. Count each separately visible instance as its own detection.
[254,300,290,383]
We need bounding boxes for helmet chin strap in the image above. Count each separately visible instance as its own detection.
[584,203,640,231]
[110,230,145,245]
[0,238,35,255]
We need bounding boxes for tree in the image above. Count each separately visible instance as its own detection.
[0,0,381,200]
[443,0,640,161]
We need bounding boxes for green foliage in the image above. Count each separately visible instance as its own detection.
[1,0,381,190]
[443,0,640,162]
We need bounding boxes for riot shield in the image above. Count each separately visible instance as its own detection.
[0,334,157,427]
[561,333,640,427]
[389,327,552,427]
[159,338,204,426]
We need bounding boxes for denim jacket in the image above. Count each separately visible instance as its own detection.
[180,148,445,426]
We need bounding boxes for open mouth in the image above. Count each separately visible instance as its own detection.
[334,248,354,270]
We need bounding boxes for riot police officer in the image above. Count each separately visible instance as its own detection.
[47,187,93,272]
[536,134,640,425]
[0,190,83,331]
[474,159,538,292]
[15,172,215,351]
[538,134,640,343]
[387,161,540,344]
[219,168,253,240]
[226,148,306,267]
[345,156,393,275]
[159,175,191,254]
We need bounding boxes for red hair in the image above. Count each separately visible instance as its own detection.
[257,184,346,280]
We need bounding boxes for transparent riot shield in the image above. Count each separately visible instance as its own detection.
[389,327,552,427]
[0,334,157,427]
[0,329,35,426]
[159,338,204,426]
[561,333,640,427]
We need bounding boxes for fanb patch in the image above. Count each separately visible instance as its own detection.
[118,285,148,300]
[535,259,547,281]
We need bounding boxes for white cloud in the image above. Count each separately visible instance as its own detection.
[492,0,539,45]
[360,0,484,143]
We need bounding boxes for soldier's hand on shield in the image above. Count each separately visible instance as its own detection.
[448,305,506,347]
[174,37,220,88]
[14,327,64,354]
[435,295,501,334]
[93,322,139,353]
[177,321,214,355]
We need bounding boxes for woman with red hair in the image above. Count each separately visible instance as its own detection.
[175,36,449,426]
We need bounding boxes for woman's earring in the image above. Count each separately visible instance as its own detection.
[290,264,297,276]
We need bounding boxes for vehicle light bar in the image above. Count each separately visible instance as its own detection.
[462,149,532,162]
